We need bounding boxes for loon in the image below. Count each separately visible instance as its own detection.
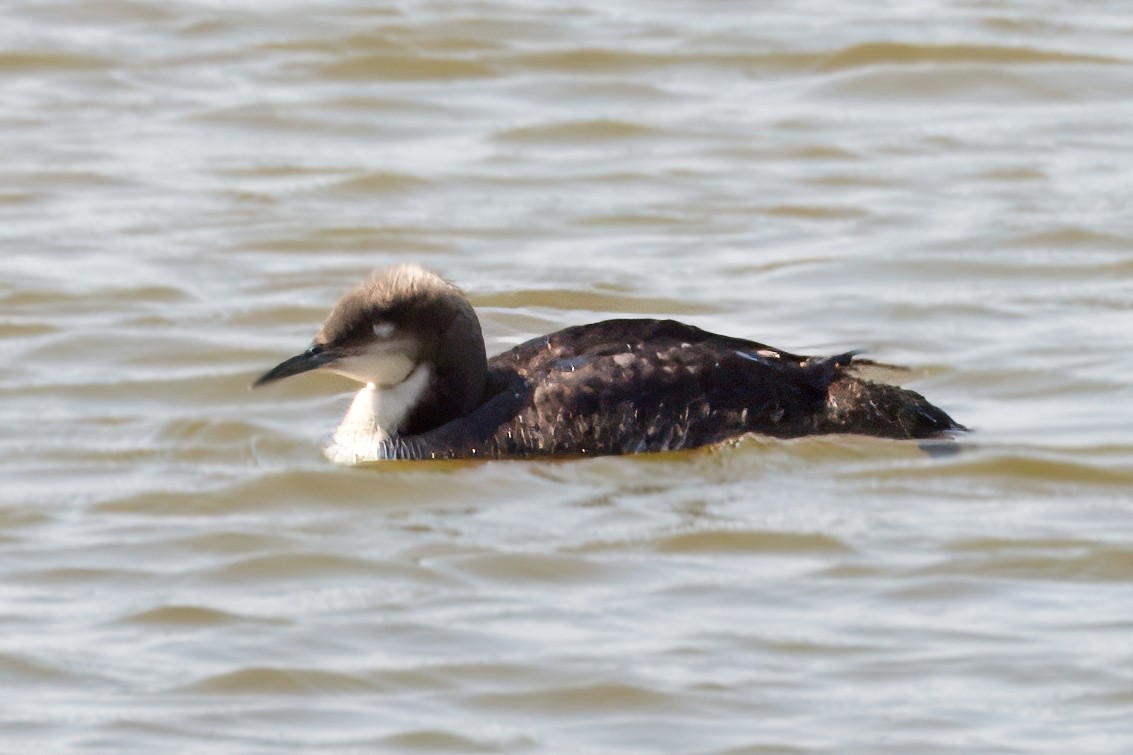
[254,264,963,463]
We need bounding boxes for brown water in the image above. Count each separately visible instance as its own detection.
[3,0,1133,751]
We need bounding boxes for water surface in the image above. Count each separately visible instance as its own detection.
[2,0,1133,751]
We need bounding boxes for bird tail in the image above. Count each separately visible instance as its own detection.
[820,375,965,439]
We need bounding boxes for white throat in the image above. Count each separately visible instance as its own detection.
[325,364,432,464]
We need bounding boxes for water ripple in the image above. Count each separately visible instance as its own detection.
[181,667,378,695]
[4,0,1133,751]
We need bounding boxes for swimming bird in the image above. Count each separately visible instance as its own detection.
[254,264,963,463]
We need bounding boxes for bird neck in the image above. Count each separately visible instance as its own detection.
[326,364,432,464]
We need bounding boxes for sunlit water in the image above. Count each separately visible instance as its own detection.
[2,0,1132,751]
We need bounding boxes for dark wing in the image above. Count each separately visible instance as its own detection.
[471,319,838,456]
[384,319,960,459]
[489,318,808,377]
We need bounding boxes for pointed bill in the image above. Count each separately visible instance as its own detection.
[253,346,340,387]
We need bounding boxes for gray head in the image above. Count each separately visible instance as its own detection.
[255,264,488,433]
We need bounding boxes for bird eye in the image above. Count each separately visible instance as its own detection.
[372,322,396,339]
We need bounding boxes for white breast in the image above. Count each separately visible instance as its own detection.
[324,364,432,464]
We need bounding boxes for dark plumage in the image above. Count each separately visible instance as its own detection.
[254,265,964,462]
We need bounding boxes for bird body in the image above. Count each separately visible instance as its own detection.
[255,265,963,463]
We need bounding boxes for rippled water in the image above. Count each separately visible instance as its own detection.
[3,0,1133,751]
